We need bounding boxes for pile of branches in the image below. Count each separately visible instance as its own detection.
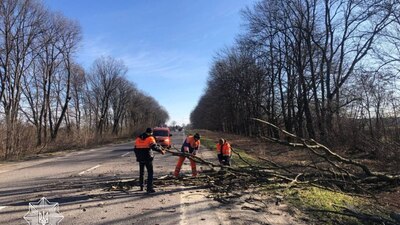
[163,118,400,224]
[249,118,400,192]
[107,119,400,224]
[165,119,399,194]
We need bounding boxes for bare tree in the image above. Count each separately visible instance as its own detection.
[0,1,169,159]
[110,77,133,135]
[49,14,81,140]
[0,0,45,158]
[192,0,400,148]
[69,64,86,130]
[20,11,81,144]
[88,56,126,135]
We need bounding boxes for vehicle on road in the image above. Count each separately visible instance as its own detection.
[153,127,172,148]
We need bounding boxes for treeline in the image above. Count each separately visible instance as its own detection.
[0,0,169,159]
[191,0,400,149]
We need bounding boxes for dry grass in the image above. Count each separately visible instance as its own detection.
[192,129,400,214]
[0,125,137,161]
[194,129,400,173]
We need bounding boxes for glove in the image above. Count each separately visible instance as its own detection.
[183,146,189,153]
[154,144,165,154]
[192,150,197,156]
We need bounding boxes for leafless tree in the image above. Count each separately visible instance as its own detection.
[0,1,169,159]
[49,14,81,140]
[69,64,86,130]
[20,11,81,144]
[87,56,126,135]
[110,77,134,135]
[0,0,46,158]
[192,0,400,148]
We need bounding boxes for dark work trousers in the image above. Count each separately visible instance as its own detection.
[222,156,231,166]
[139,161,154,190]
[218,154,231,166]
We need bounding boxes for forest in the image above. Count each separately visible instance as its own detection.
[191,0,400,163]
[189,2,400,223]
[0,0,169,159]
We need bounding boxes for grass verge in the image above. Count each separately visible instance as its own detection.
[188,130,395,224]
[261,183,394,225]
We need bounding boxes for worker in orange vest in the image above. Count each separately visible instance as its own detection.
[134,128,165,193]
[174,133,201,177]
[216,138,232,166]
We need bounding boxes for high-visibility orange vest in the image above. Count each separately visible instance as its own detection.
[181,136,200,153]
[216,142,231,156]
[135,136,156,149]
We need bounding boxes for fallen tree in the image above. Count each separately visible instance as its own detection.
[107,120,400,224]
[163,122,399,194]
[250,118,400,189]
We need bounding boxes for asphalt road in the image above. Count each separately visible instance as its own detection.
[0,131,225,225]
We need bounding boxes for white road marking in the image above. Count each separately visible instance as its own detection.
[78,165,101,175]
[0,206,6,211]
[179,189,188,225]
[121,152,130,157]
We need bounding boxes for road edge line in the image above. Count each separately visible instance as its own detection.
[78,164,101,175]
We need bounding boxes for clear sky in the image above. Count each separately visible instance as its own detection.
[44,0,258,126]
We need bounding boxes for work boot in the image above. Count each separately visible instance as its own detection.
[139,186,144,191]
[147,188,156,194]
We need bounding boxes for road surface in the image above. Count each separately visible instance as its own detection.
[0,131,226,225]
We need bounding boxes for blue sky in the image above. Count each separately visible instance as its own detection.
[44,0,258,125]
